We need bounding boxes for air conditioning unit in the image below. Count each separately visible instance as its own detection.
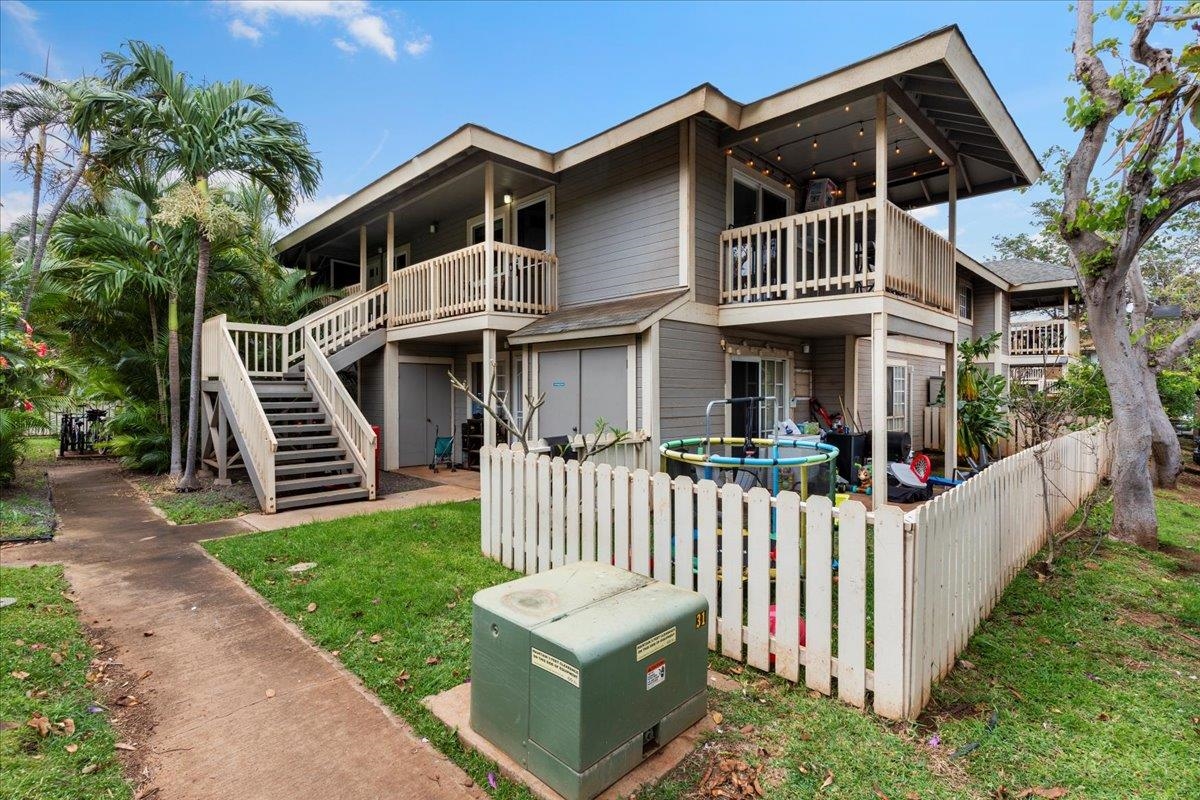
[470,562,708,800]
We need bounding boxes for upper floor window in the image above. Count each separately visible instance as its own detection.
[957,280,974,320]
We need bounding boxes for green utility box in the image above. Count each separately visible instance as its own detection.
[471,562,708,800]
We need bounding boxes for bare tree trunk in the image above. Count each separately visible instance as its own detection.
[24,125,45,278]
[23,150,88,316]
[1142,365,1181,488]
[1089,299,1158,548]
[177,238,209,491]
[168,292,183,480]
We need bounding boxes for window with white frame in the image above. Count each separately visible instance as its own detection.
[886,364,910,432]
[760,358,788,432]
[957,280,974,319]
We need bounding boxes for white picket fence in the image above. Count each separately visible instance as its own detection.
[480,444,911,717]
[478,422,1113,720]
[902,422,1112,713]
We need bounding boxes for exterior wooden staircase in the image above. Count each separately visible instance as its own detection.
[255,374,370,510]
[200,283,389,513]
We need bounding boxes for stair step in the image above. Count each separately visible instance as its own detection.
[275,434,340,448]
[254,384,314,398]
[273,422,332,435]
[275,459,355,477]
[276,473,362,493]
[267,411,328,422]
[261,401,319,411]
[275,486,370,511]
[274,446,346,462]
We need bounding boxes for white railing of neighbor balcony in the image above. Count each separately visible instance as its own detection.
[1009,319,1078,356]
[719,198,954,314]
[390,242,558,325]
[201,314,278,512]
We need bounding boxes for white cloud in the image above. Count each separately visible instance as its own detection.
[223,0,415,61]
[0,189,33,232]
[403,33,431,58]
[285,192,351,232]
[227,18,262,43]
[2,0,54,67]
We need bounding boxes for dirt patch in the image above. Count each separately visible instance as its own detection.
[81,623,159,796]
[379,470,441,495]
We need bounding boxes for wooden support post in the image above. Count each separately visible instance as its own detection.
[875,93,889,294]
[948,164,958,249]
[386,211,395,286]
[383,341,399,471]
[359,225,367,288]
[844,335,858,423]
[482,329,497,447]
[484,162,495,313]
[944,335,958,477]
[214,396,230,486]
[871,312,888,510]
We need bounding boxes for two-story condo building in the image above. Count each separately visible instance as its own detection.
[199,25,1044,513]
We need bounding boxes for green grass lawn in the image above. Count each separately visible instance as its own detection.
[0,566,132,800]
[140,475,257,525]
[206,485,1200,800]
[0,437,59,542]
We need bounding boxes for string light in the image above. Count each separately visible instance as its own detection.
[754,136,759,143]
[776,153,782,161]
[811,167,817,176]
[844,104,850,112]
[725,148,733,156]
[747,160,755,167]
[927,148,933,155]
[851,157,858,167]
[898,117,904,125]
[894,141,901,155]
[812,137,818,149]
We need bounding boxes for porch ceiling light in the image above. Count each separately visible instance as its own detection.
[429,221,439,234]
[503,191,513,205]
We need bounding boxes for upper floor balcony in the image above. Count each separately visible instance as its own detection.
[390,242,557,326]
[718,197,955,317]
[1008,318,1080,360]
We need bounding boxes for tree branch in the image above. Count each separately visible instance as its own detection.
[1136,175,1200,250]
[1156,317,1200,371]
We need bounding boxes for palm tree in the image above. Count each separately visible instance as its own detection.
[51,191,192,476]
[87,42,320,490]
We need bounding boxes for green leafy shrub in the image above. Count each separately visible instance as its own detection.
[103,401,170,473]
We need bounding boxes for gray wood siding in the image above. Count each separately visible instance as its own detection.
[357,349,386,449]
[659,321,726,441]
[972,276,997,339]
[694,118,726,305]
[811,337,846,422]
[556,128,680,306]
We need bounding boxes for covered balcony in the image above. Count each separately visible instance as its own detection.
[1009,318,1080,359]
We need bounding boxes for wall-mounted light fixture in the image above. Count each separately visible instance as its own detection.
[429,222,439,234]
[503,191,513,205]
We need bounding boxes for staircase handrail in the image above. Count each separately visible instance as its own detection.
[303,329,377,500]
[203,315,278,512]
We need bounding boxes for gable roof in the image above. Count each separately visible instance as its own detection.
[985,258,1075,288]
[278,25,1040,255]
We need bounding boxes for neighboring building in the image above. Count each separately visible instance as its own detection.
[200,25,1049,513]
[984,258,1083,390]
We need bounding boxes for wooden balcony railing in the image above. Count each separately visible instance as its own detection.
[390,242,558,326]
[1009,319,1079,357]
[719,198,954,314]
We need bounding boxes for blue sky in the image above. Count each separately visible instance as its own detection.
[0,0,1143,256]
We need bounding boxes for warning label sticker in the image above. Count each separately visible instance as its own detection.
[636,627,677,661]
[646,659,666,691]
[531,648,580,688]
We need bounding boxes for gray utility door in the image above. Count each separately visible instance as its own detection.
[537,346,627,438]
[397,363,452,466]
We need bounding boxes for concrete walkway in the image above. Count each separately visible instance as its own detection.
[237,481,479,532]
[4,462,481,800]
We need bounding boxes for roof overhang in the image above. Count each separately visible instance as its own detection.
[507,289,689,345]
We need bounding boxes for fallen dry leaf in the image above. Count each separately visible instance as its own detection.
[873,787,891,800]
[958,659,976,670]
[306,602,317,613]
[27,714,51,737]
[446,601,457,609]
[425,656,440,666]
[115,742,137,751]
[138,670,153,681]
[143,631,154,637]
[369,633,383,644]
[114,695,139,707]
[50,651,64,665]
[740,724,755,734]
[61,591,78,603]
[711,711,724,724]
[906,793,920,800]
[81,764,97,774]
[265,689,276,699]
[62,718,75,735]
[65,743,79,754]
[10,670,29,680]
[820,770,835,790]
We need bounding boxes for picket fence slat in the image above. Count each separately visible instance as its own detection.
[652,473,672,584]
[719,483,744,661]
[804,495,833,695]
[745,488,772,672]
[837,501,867,706]
[774,492,802,683]
[673,476,695,593]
